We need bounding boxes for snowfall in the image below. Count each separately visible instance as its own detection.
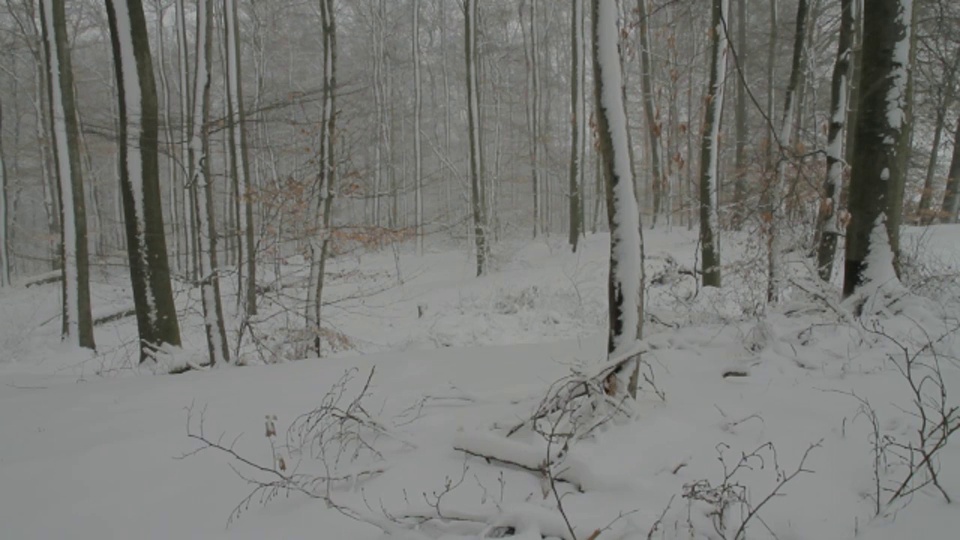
[1,226,958,539]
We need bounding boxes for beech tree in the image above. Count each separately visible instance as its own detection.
[844,0,914,296]
[465,0,486,276]
[104,0,182,361]
[568,0,585,251]
[766,0,808,301]
[40,0,94,349]
[188,0,230,365]
[592,0,644,398]
[306,0,337,356]
[698,0,727,288]
[815,0,854,282]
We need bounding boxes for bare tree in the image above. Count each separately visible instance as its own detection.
[0,95,10,287]
[767,0,808,302]
[40,0,94,349]
[939,116,960,223]
[593,0,644,398]
[636,0,664,228]
[569,0,585,251]
[105,0,183,361]
[699,0,728,288]
[465,0,486,276]
[187,0,229,365]
[815,0,854,282]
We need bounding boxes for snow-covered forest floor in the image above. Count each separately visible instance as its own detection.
[1,226,959,539]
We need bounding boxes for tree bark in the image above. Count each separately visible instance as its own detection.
[766,0,807,302]
[815,0,854,282]
[843,0,914,296]
[940,116,960,223]
[465,0,486,276]
[40,0,94,349]
[699,0,728,288]
[592,0,644,398]
[732,0,748,229]
[637,0,664,229]
[568,0,585,251]
[185,0,229,364]
[105,0,184,361]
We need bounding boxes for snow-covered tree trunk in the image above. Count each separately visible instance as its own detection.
[843,0,914,296]
[224,0,257,316]
[185,0,229,365]
[766,0,807,302]
[941,116,960,224]
[465,0,487,276]
[815,0,854,282]
[306,0,337,357]
[105,0,183,361]
[637,0,664,228]
[698,0,728,289]
[40,0,95,349]
[765,0,777,172]
[412,0,423,255]
[0,97,10,287]
[568,0,584,251]
[592,0,644,398]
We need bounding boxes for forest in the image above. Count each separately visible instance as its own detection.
[0,0,958,539]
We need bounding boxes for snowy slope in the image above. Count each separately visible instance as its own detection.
[1,227,958,539]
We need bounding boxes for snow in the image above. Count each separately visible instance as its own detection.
[1,227,959,539]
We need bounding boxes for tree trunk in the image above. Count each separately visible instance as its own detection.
[40,0,95,349]
[568,0,585,251]
[732,0,748,229]
[224,0,256,316]
[592,0,644,398]
[0,96,10,287]
[766,0,807,302]
[940,116,960,223]
[637,0,664,229]
[918,50,960,224]
[815,0,854,282]
[413,0,424,254]
[105,0,184,361]
[699,0,728,289]
[185,0,229,365]
[465,0,486,276]
[843,0,913,296]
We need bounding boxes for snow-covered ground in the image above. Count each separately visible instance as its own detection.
[1,227,958,539]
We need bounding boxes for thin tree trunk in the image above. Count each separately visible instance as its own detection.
[637,0,664,229]
[767,0,807,302]
[0,96,10,287]
[465,0,486,276]
[40,0,94,349]
[918,48,960,224]
[732,0,748,228]
[224,0,256,316]
[185,0,229,364]
[940,116,960,223]
[413,0,424,254]
[699,0,728,288]
[815,0,853,282]
[569,0,585,250]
